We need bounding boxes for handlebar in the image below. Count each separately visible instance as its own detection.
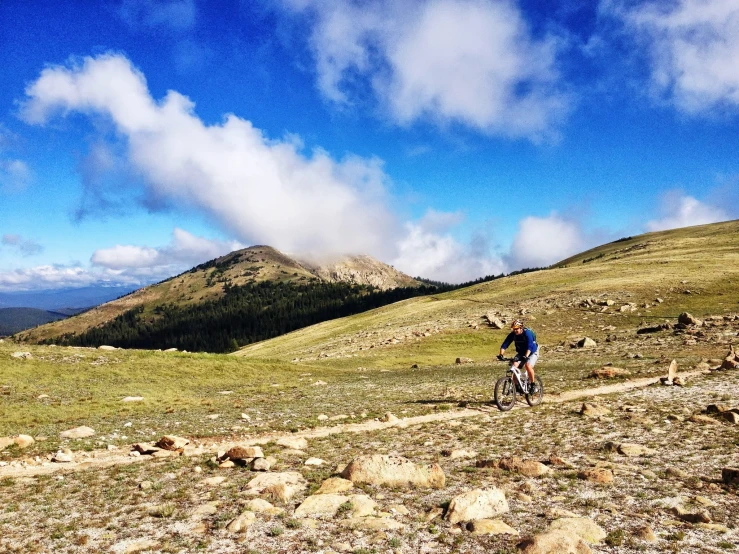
[497,357,515,362]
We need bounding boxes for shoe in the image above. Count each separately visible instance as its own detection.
[528,383,538,394]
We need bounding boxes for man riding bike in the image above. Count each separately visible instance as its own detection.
[497,319,539,393]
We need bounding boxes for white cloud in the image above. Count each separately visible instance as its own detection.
[281,0,569,139]
[392,222,505,283]
[120,0,196,32]
[1,234,44,256]
[506,213,586,268]
[0,159,32,193]
[645,191,728,231]
[607,0,739,113]
[91,228,244,270]
[21,53,399,259]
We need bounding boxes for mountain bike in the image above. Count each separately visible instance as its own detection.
[494,357,543,411]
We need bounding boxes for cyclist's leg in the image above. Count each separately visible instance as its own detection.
[525,352,539,384]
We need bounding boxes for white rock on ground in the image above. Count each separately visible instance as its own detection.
[340,454,445,489]
[242,472,308,501]
[444,488,509,524]
[275,436,308,450]
[60,426,95,439]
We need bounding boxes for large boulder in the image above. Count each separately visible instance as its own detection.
[467,519,518,536]
[13,435,35,449]
[225,445,263,462]
[340,455,445,489]
[294,493,376,518]
[721,345,739,370]
[444,488,509,524]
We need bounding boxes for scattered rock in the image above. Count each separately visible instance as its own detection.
[673,375,687,386]
[11,352,32,359]
[156,435,189,450]
[671,506,711,523]
[250,457,272,471]
[315,477,354,495]
[304,457,325,466]
[275,437,308,450]
[444,488,509,524]
[690,414,718,425]
[60,426,95,439]
[467,519,518,536]
[548,517,606,544]
[121,396,144,402]
[577,468,613,484]
[442,449,477,460]
[0,437,14,450]
[244,498,283,515]
[13,435,34,449]
[589,367,630,379]
[576,337,597,348]
[226,511,256,533]
[495,456,551,477]
[243,472,308,501]
[579,403,611,418]
[339,517,405,531]
[202,476,226,486]
[98,345,117,351]
[52,449,75,463]
[720,345,739,370]
[678,312,700,326]
[617,443,657,457]
[634,526,657,542]
[518,530,592,554]
[225,445,263,462]
[380,412,399,423]
[340,454,445,489]
[456,357,473,364]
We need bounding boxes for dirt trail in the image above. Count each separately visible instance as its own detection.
[1,371,704,479]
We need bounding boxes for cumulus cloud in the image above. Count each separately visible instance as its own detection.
[392,222,506,283]
[1,234,44,256]
[645,190,728,232]
[506,213,586,268]
[280,0,569,139]
[606,0,739,113]
[91,228,244,270]
[21,53,400,259]
[119,0,196,32]
[0,159,32,193]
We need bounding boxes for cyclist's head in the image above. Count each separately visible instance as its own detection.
[511,319,524,331]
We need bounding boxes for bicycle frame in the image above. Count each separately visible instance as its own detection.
[507,363,528,390]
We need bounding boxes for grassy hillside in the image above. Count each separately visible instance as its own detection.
[0,307,67,336]
[235,220,739,367]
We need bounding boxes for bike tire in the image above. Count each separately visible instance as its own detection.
[525,375,544,407]
[494,376,516,411]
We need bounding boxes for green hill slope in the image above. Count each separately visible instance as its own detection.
[235,220,739,367]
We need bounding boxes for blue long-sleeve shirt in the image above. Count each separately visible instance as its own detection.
[501,328,538,356]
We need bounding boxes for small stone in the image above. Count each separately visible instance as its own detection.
[52,450,74,463]
[202,476,226,486]
[380,412,399,423]
[617,443,657,457]
[139,481,153,490]
[577,337,597,348]
[304,457,325,466]
[580,403,611,418]
[275,437,308,450]
[156,435,189,450]
[250,457,271,471]
[225,445,263,461]
[121,396,144,402]
[317,414,329,421]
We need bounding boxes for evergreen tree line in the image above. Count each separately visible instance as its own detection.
[49,281,440,353]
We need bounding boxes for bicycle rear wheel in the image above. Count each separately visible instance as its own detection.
[525,375,544,406]
[494,376,516,411]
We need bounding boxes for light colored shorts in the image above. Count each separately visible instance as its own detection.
[516,351,539,368]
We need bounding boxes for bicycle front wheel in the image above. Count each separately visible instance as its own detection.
[525,375,544,406]
[494,376,516,411]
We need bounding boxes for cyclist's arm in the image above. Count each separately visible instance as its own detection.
[500,332,514,356]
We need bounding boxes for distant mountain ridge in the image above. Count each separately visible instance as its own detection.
[0,308,70,336]
[18,245,422,345]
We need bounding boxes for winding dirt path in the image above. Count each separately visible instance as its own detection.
[1,370,706,479]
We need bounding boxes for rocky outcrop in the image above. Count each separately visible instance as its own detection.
[444,488,509,523]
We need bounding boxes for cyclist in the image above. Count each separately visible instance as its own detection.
[497,319,539,393]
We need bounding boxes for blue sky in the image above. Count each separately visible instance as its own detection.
[0,0,737,291]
